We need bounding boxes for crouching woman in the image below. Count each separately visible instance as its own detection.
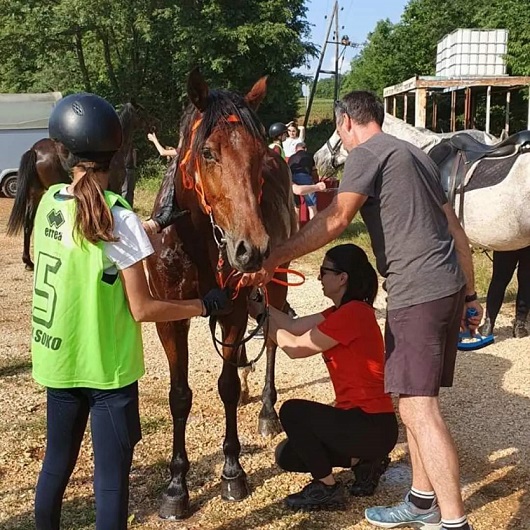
[250,244,397,510]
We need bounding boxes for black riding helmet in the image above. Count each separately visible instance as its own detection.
[48,93,122,161]
[268,122,288,140]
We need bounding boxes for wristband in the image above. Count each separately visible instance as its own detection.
[464,292,477,303]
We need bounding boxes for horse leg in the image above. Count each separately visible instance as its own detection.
[257,282,287,437]
[219,323,250,501]
[237,345,252,406]
[258,340,282,437]
[22,205,35,271]
[157,320,193,520]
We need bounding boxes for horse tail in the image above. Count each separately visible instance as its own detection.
[6,149,38,236]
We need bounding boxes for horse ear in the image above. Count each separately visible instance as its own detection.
[245,76,268,110]
[187,67,209,112]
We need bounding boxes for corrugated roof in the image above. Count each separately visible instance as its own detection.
[0,92,62,130]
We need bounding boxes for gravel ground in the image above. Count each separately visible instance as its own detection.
[0,197,529,530]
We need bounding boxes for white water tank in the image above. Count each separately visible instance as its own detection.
[436,29,508,77]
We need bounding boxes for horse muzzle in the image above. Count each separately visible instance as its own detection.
[226,237,271,273]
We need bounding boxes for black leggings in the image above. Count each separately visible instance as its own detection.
[276,399,398,480]
[486,247,530,326]
[35,383,141,530]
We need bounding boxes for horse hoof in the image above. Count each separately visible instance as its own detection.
[221,474,250,501]
[24,263,34,271]
[258,415,283,438]
[158,493,190,520]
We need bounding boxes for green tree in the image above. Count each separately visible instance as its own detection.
[0,0,315,140]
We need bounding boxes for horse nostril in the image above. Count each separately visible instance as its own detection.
[236,240,251,264]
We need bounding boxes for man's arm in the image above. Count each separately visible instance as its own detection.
[442,203,483,328]
[240,191,367,286]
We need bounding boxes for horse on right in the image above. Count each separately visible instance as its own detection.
[314,113,530,252]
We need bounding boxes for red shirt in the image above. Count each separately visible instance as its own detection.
[317,300,394,414]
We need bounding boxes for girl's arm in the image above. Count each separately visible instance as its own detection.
[120,261,224,322]
[264,307,337,359]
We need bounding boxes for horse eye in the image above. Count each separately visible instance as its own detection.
[202,148,216,161]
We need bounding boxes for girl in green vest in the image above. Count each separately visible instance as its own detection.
[32,93,231,530]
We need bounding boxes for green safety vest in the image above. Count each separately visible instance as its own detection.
[269,142,286,160]
[31,184,144,389]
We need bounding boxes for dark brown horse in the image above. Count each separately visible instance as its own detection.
[146,69,297,519]
[6,102,154,270]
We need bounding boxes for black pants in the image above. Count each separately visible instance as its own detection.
[486,247,530,326]
[35,383,141,530]
[276,399,398,480]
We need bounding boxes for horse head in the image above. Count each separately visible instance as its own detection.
[180,68,270,272]
[313,130,347,177]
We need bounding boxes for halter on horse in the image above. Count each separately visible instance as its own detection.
[145,69,297,519]
[6,103,155,270]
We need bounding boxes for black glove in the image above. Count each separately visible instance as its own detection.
[201,288,233,317]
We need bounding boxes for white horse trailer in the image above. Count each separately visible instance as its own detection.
[0,92,61,198]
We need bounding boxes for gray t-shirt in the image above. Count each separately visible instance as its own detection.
[339,132,465,310]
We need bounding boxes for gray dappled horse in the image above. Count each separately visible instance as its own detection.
[314,113,530,251]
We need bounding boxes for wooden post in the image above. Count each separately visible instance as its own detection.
[431,94,438,131]
[403,93,408,124]
[392,96,397,117]
[464,88,470,129]
[526,86,530,129]
[527,86,530,129]
[485,86,491,134]
[450,90,457,132]
[505,90,511,135]
[384,97,388,114]
[414,88,427,128]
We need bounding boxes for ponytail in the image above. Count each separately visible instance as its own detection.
[64,151,117,245]
[72,168,117,245]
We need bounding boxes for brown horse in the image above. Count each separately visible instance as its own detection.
[6,102,155,270]
[146,69,297,519]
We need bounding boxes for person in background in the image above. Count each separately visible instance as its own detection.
[249,244,397,510]
[283,121,306,160]
[33,93,232,530]
[268,122,289,159]
[480,247,530,338]
[147,131,178,159]
[288,142,323,219]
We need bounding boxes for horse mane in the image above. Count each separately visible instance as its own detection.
[179,89,266,168]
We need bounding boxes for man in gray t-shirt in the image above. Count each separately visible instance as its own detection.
[241,92,481,530]
[340,131,466,310]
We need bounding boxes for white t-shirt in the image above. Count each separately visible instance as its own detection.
[57,186,154,272]
[104,206,154,271]
[283,128,306,158]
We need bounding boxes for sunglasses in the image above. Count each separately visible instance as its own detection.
[319,266,343,277]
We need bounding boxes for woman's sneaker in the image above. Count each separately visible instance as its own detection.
[348,456,391,496]
[285,480,346,511]
[365,493,442,529]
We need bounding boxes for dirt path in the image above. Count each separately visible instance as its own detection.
[0,197,528,530]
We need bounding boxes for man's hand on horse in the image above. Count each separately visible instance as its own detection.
[238,260,276,287]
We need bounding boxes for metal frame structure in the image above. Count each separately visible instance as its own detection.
[383,75,530,134]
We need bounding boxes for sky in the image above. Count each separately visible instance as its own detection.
[297,0,410,83]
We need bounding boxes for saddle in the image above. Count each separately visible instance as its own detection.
[429,130,530,220]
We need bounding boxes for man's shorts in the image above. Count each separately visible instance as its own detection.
[384,287,465,396]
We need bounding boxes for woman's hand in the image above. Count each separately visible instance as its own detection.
[147,132,157,143]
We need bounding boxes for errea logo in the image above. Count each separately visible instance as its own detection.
[45,209,65,240]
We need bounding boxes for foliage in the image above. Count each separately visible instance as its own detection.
[314,76,343,99]
[0,0,316,145]
[341,0,530,95]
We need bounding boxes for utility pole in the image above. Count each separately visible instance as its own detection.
[303,2,361,127]
[303,1,337,128]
